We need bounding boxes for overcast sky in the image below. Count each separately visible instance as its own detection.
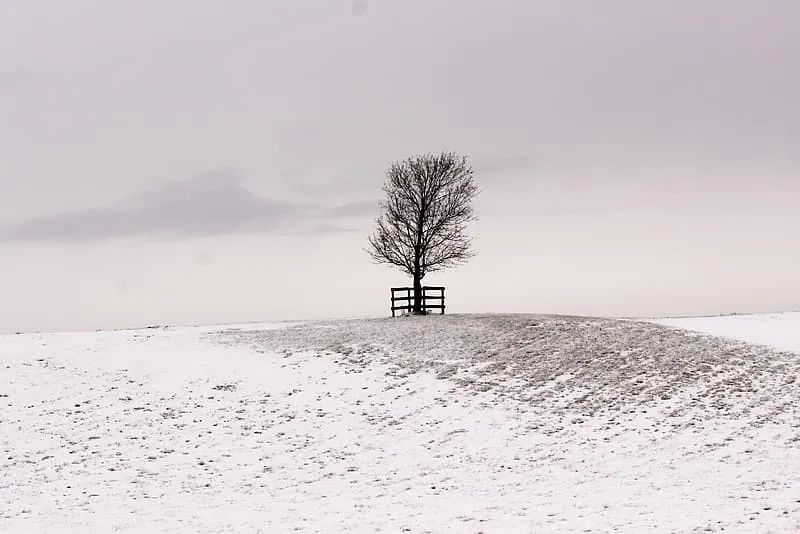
[2,0,799,333]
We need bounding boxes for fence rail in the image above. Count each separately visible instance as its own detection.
[390,286,446,317]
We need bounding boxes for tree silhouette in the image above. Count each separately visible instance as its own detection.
[367,152,478,314]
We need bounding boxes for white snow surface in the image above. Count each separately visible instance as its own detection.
[653,312,800,354]
[2,314,799,532]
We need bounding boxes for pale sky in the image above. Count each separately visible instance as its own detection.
[2,0,799,333]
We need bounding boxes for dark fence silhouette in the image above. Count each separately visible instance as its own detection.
[390,286,446,317]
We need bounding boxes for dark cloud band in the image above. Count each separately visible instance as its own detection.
[0,171,373,242]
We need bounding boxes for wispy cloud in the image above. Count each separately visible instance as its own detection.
[473,155,532,175]
[1,170,371,242]
[324,200,378,218]
[351,0,369,16]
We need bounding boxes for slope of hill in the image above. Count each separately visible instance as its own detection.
[1,314,798,532]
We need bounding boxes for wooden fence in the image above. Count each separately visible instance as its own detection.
[390,286,446,317]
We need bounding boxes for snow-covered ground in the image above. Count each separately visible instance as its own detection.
[2,314,799,532]
[653,312,800,354]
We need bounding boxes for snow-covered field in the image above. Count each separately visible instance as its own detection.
[653,312,800,354]
[2,313,799,532]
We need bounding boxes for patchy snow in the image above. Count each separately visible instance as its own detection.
[652,312,800,354]
[2,314,799,532]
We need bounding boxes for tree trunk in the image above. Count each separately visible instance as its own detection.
[413,266,423,313]
[413,198,425,314]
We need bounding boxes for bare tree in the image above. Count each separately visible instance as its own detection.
[367,152,478,314]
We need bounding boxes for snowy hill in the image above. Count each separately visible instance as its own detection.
[2,314,799,532]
